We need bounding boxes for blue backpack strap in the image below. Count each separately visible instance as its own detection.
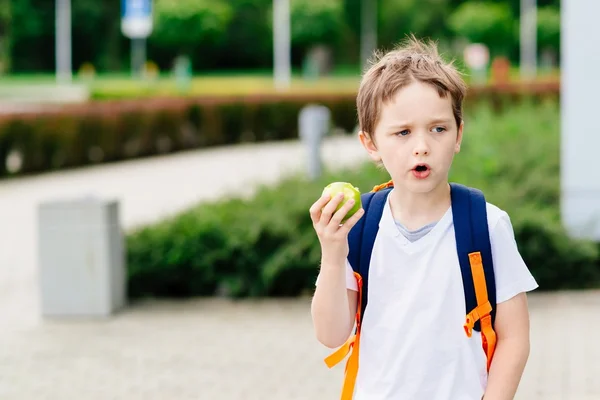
[347,188,392,320]
[450,183,497,332]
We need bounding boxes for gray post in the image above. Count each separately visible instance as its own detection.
[37,198,126,317]
[273,0,291,90]
[299,105,331,180]
[55,0,72,83]
[131,37,147,78]
[520,0,537,80]
[360,0,377,71]
[561,1,600,240]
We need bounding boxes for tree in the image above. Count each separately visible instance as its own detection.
[290,0,344,50]
[537,6,560,54]
[379,0,451,49]
[151,0,233,66]
[448,1,516,57]
[216,0,273,69]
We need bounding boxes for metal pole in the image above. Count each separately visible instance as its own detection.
[131,37,146,78]
[273,0,291,90]
[360,0,377,72]
[55,0,72,83]
[520,0,537,80]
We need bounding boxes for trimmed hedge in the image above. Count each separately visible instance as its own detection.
[0,95,354,177]
[125,98,600,299]
[0,81,558,178]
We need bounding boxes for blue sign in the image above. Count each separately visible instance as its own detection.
[121,0,153,39]
[121,0,152,19]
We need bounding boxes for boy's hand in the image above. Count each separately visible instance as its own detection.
[309,191,364,264]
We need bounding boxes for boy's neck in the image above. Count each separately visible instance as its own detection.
[388,182,451,231]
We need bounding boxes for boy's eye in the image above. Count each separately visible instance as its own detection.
[396,130,409,136]
[432,126,446,133]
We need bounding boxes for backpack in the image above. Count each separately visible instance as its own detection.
[324,181,498,400]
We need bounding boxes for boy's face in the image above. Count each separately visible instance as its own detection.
[359,80,463,195]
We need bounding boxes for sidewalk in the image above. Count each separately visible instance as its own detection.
[0,135,598,399]
[0,135,368,331]
[0,291,598,400]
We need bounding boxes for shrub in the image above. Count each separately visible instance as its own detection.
[126,98,600,299]
[0,94,354,177]
[0,82,558,178]
[126,163,389,299]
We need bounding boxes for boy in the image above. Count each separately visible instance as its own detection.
[309,36,538,399]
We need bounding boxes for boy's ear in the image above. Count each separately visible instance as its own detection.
[455,121,464,153]
[359,130,382,162]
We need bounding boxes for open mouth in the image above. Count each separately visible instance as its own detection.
[412,164,431,179]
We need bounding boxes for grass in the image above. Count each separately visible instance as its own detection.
[0,71,363,100]
[89,74,364,99]
[0,64,560,101]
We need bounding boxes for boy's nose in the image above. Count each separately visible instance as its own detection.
[413,137,430,156]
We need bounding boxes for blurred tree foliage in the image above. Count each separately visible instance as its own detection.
[290,0,344,51]
[150,0,233,70]
[537,5,560,54]
[379,0,451,51]
[0,0,9,71]
[448,2,515,57]
[5,0,561,74]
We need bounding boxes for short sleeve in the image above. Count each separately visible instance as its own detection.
[314,259,358,291]
[345,260,359,291]
[490,210,539,304]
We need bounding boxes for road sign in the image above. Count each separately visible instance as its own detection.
[121,0,153,39]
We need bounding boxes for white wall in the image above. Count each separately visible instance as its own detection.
[561,0,600,241]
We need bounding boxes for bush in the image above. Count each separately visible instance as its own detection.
[126,99,600,299]
[126,163,389,299]
[0,93,355,178]
[0,82,558,179]
[452,99,600,290]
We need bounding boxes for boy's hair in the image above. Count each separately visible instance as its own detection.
[357,35,468,140]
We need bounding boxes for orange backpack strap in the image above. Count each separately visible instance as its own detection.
[463,252,497,370]
[372,179,394,193]
[324,272,363,400]
[450,183,497,371]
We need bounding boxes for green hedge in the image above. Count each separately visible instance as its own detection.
[126,98,600,299]
[0,82,558,179]
[0,94,357,178]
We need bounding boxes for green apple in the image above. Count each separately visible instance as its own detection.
[322,182,362,223]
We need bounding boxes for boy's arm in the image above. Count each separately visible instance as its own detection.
[483,292,531,400]
[309,191,364,349]
[311,265,359,348]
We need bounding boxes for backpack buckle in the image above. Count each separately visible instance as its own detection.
[464,315,475,337]
[463,301,492,337]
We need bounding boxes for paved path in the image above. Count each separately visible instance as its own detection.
[0,135,368,331]
[0,292,599,400]
[0,135,598,399]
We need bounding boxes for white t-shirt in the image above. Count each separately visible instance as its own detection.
[329,190,538,399]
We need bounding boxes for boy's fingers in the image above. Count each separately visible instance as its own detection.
[320,193,345,224]
[330,197,357,226]
[309,193,331,224]
[338,208,364,234]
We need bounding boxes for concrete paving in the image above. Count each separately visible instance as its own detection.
[0,135,598,399]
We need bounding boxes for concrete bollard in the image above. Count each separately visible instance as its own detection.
[37,197,126,317]
[299,104,331,180]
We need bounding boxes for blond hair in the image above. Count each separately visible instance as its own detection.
[357,35,468,140]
